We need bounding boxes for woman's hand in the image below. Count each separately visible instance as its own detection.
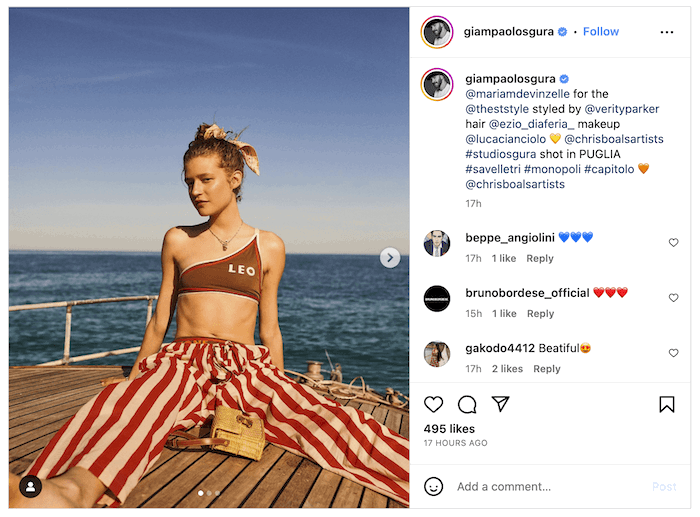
[100,376,127,387]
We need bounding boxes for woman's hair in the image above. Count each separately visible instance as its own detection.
[435,343,445,362]
[183,123,247,202]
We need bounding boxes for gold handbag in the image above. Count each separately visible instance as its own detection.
[211,406,265,460]
[167,406,265,461]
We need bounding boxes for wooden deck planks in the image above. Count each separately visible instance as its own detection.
[173,454,252,508]
[139,452,230,508]
[361,488,389,508]
[10,383,102,421]
[9,414,75,450]
[8,365,111,388]
[332,477,364,508]
[302,469,343,508]
[399,412,410,439]
[10,420,72,460]
[10,454,38,477]
[242,451,304,508]
[385,408,403,435]
[10,370,113,406]
[372,405,390,426]
[9,366,409,508]
[10,403,92,438]
[209,445,285,508]
[272,458,322,508]
[123,449,206,507]
[9,372,87,400]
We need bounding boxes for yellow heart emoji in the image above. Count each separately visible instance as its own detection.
[638,163,649,173]
[550,133,561,143]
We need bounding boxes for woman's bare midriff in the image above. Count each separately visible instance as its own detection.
[175,293,258,345]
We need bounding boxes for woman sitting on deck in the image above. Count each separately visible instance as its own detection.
[10,123,409,508]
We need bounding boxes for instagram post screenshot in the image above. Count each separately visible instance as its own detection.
[7,7,409,509]
[3,1,697,514]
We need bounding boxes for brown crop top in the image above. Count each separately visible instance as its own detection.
[178,229,262,303]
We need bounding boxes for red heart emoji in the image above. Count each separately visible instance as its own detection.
[605,287,616,298]
[594,287,604,298]
[617,287,628,298]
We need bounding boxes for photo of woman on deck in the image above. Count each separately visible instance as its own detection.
[8,8,409,509]
[10,123,409,507]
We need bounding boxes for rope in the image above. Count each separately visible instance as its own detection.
[283,369,409,409]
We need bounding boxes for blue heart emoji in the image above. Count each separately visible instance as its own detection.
[582,232,593,242]
[570,232,581,242]
[559,232,569,242]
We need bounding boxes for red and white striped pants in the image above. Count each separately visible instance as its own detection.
[24,338,409,506]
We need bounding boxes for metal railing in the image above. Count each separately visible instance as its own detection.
[9,295,158,366]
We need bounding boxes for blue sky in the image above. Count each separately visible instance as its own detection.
[9,8,409,253]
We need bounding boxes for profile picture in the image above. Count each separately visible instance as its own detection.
[421,68,452,100]
[424,342,450,367]
[421,16,453,48]
[423,285,450,312]
[424,230,450,257]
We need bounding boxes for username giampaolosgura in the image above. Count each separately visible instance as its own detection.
[464,27,554,38]
[465,74,555,86]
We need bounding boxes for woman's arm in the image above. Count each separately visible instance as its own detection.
[101,228,181,386]
[258,231,286,371]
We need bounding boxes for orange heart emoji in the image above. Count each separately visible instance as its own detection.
[638,163,649,173]
[550,133,561,143]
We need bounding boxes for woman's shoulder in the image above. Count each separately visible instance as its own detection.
[257,229,285,252]
[162,224,208,251]
[256,229,286,265]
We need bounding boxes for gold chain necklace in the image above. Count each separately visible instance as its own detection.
[208,220,243,251]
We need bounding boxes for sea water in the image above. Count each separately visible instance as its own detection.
[9,251,409,396]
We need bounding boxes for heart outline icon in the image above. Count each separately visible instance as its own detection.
[424,396,443,413]
[594,287,604,298]
[669,238,678,247]
[559,232,569,242]
[617,287,628,298]
[605,287,616,298]
[582,232,593,242]
[638,163,649,173]
[669,349,679,357]
[570,232,581,242]
[669,293,679,302]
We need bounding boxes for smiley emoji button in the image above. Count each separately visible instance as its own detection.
[580,342,591,353]
[424,477,444,496]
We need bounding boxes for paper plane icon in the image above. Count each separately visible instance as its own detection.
[492,396,510,412]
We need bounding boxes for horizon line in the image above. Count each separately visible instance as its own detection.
[9,249,411,257]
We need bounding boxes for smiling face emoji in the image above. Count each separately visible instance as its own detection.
[424,477,444,496]
[581,343,591,354]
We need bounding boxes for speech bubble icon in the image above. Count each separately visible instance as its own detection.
[458,395,477,414]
